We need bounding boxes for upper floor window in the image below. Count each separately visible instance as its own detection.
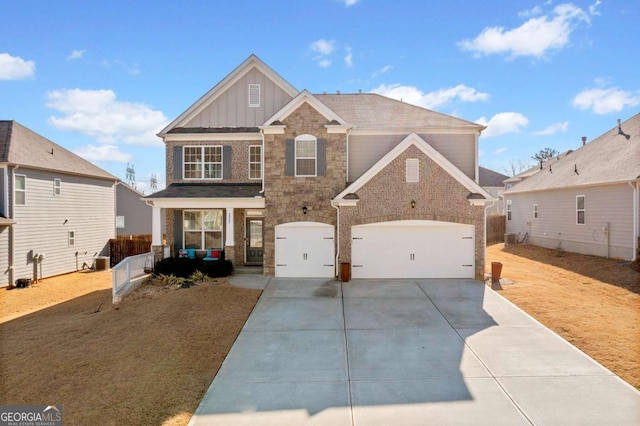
[406,159,419,182]
[53,178,61,196]
[249,84,260,107]
[576,195,585,225]
[295,135,317,177]
[184,146,222,180]
[15,174,26,205]
[249,145,262,180]
[506,200,512,221]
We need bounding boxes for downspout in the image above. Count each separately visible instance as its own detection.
[9,165,19,287]
[629,181,638,261]
[346,128,351,183]
[483,200,495,276]
[259,128,265,194]
[331,200,340,279]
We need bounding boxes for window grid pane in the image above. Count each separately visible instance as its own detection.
[295,138,316,176]
[249,146,262,179]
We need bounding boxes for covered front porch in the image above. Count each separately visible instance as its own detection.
[144,183,265,268]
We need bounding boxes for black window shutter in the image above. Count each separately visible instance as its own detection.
[174,211,183,249]
[223,146,232,179]
[173,146,183,180]
[317,139,326,176]
[285,139,295,176]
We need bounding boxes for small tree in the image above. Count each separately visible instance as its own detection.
[531,147,559,163]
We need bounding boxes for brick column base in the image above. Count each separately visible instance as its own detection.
[152,245,166,264]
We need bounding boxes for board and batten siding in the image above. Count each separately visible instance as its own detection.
[505,183,633,260]
[348,133,476,182]
[185,68,294,128]
[5,168,115,285]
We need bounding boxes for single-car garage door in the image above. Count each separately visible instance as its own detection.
[351,220,475,279]
[275,222,335,278]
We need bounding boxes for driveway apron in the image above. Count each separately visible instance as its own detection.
[189,278,640,425]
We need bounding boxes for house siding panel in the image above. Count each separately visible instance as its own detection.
[505,183,633,259]
[349,133,475,182]
[6,169,115,285]
[185,68,293,128]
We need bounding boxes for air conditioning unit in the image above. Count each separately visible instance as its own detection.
[504,233,517,245]
[94,256,109,271]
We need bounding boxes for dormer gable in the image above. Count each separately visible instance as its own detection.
[159,54,298,137]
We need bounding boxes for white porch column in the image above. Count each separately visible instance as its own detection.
[226,208,235,246]
[151,206,163,246]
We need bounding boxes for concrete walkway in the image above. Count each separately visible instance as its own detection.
[190,278,640,425]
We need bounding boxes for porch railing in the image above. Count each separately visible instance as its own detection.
[112,252,154,303]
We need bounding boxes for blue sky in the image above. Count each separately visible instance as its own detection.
[2,0,638,193]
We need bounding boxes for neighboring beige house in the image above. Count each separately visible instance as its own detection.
[504,113,640,261]
[0,121,118,287]
[116,182,165,237]
[479,166,508,216]
[145,55,495,279]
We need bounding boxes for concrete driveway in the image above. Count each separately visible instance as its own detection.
[189,278,640,425]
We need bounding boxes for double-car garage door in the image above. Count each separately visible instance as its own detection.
[274,220,475,279]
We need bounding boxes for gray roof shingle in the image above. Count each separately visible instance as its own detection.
[0,121,117,180]
[315,93,485,130]
[506,113,640,193]
[146,183,262,199]
[479,166,509,187]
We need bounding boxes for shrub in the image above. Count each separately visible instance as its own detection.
[154,257,234,278]
[189,270,210,282]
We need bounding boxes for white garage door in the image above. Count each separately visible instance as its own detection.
[351,220,475,279]
[275,222,335,278]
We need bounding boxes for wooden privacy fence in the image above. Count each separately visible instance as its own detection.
[486,215,506,245]
[109,236,152,267]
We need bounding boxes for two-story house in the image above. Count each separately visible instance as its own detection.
[145,55,494,280]
[1,121,118,287]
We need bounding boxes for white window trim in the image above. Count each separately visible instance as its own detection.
[249,84,260,108]
[576,195,585,225]
[183,209,224,250]
[506,199,512,221]
[53,178,61,196]
[406,158,419,182]
[248,145,262,180]
[533,204,538,219]
[183,145,223,180]
[294,135,317,177]
[68,230,75,247]
[14,174,26,206]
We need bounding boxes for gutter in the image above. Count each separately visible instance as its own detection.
[8,165,18,287]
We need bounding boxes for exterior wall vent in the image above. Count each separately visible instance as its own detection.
[249,84,260,107]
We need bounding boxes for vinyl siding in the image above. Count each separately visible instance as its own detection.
[116,184,160,236]
[349,133,475,182]
[505,183,634,260]
[6,168,115,285]
[185,68,293,128]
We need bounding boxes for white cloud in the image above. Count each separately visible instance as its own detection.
[458,3,591,59]
[46,88,168,146]
[572,86,640,114]
[74,144,132,163]
[518,6,542,18]
[533,121,569,135]
[101,59,141,75]
[589,0,602,15]
[310,39,336,56]
[494,147,508,155]
[344,48,353,67]
[344,0,360,6]
[0,53,35,80]
[477,112,529,138]
[371,83,489,109]
[318,58,332,68]
[371,65,394,79]
[67,50,85,60]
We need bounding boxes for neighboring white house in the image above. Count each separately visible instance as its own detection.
[504,113,639,261]
[0,121,118,287]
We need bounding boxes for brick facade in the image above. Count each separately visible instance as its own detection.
[262,103,347,275]
[338,145,486,279]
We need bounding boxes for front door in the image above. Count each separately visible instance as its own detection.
[245,218,264,265]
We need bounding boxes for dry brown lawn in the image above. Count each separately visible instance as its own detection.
[487,243,640,390]
[0,272,261,425]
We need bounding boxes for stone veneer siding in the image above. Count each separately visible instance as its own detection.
[338,145,486,280]
[262,103,347,275]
